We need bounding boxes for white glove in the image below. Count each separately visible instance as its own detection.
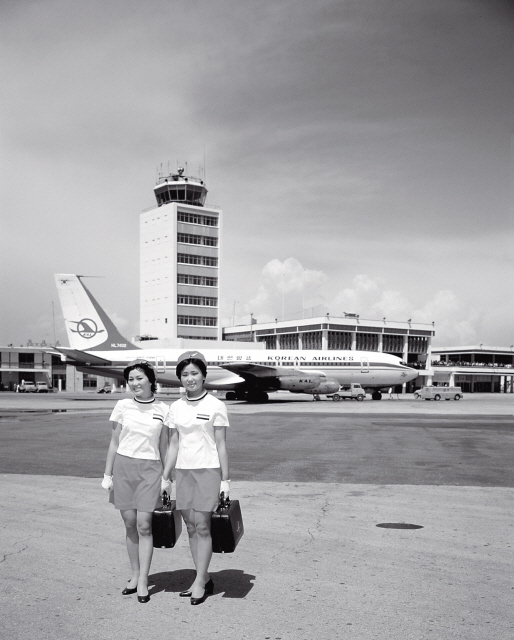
[101,474,113,492]
[161,477,172,497]
[220,480,231,498]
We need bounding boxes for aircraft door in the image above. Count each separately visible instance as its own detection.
[361,357,369,373]
[156,356,166,374]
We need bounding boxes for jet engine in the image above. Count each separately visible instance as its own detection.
[310,378,340,395]
[277,372,339,395]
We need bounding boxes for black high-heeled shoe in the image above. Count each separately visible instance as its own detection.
[122,585,137,595]
[190,579,214,605]
[180,573,207,597]
[137,593,150,603]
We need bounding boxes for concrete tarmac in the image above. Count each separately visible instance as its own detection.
[1,393,513,639]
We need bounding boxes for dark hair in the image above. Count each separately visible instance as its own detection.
[123,361,157,393]
[176,357,207,380]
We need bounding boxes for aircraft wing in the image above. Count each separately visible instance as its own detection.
[52,347,113,366]
[219,361,294,379]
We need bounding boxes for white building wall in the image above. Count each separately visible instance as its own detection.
[140,201,222,342]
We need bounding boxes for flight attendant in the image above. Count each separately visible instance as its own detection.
[101,360,169,603]
[162,351,230,605]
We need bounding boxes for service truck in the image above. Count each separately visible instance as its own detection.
[329,383,366,401]
[414,386,463,401]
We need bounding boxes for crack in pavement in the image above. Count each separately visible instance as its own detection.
[0,529,43,564]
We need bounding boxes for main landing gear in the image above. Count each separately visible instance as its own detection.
[225,391,269,403]
[371,391,383,401]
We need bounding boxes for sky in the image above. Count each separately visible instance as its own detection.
[1,0,513,349]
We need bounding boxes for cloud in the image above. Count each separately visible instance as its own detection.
[332,275,411,319]
[226,261,481,346]
[228,258,328,324]
[329,273,478,345]
[414,290,478,346]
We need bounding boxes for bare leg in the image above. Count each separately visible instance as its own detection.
[189,510,213,599]
[136,511,154,596]
[182,508,199,583]
[120,509,139,588]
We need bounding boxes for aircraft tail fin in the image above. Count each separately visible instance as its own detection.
[54,274,139,351]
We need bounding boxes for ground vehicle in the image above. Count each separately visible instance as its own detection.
[35,381,49,393]
[328,383,366,401]
[97,385,111,394]
[18,381,37,393]
[414,386,463,401]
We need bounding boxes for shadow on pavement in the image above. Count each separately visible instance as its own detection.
[149,568,256,599]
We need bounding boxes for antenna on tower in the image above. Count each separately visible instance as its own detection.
[203,144,206,184]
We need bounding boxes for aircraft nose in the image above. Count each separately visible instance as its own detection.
[405,367,419,382]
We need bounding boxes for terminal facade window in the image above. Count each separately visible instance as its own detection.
[408,336,427,354]
[356,333,379,351]
[383,335,404,353]
[83,373,97,389]
[257,335,277,349]
[328,331,352,350]
[279,333,299,350]
[302,331,322,350]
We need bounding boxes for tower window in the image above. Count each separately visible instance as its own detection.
[177,232,218,247]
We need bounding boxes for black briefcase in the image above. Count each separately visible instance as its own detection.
[152,492,182,549]
[211,492,244,554]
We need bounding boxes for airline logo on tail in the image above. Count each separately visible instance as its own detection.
[69,318,105,339]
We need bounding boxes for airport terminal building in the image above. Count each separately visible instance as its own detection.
[223,316,435,364]
[222,319,514,394]
[430,346,514,394]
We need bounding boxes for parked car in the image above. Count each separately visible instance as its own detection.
[35,381,49,393]
[97,385,111,394]
[18,381,37,393]
[328,383,366,401]
[414,386,463,401]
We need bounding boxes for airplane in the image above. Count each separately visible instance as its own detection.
[53,274,418,402]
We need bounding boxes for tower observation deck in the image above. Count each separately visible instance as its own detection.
[154,167,207,207]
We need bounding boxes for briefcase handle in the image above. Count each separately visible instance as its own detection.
[162,491,171,508]
[218,491,230,508]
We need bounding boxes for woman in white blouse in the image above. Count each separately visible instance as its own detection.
[162,351,230,605]
[101,360,169,603]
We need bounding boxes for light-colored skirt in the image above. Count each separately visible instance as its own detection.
[176,468,222,512]
[109,453,162,512]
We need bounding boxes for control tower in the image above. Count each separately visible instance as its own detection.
[140,167,222,343]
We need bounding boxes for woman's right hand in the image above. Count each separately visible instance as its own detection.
[161,477,172,496]
[101,474,113,492]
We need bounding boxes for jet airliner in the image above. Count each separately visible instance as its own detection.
[54,274,418,401]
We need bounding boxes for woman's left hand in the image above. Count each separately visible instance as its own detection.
[220,480,231,497]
